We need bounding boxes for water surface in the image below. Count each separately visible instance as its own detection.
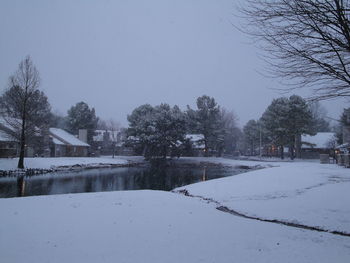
[0,164,248,198]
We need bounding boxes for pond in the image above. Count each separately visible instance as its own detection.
[0,163,250,198]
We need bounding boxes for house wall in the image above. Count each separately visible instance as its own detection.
[343,126,350,144]
[50,145,67,157]
[0,141,17,158]
[66,146,89,157]
[300,148,331,159]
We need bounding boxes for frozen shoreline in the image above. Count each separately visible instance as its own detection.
[177,160,350,234]
[0,156,146,175]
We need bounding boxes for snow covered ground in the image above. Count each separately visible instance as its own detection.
[0,156,137,170]
[178,160,350,234]
[1,190,349,263]
[0,157,349,262]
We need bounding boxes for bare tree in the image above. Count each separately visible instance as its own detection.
[106,119,120,158]
[0,56,50,168]
[241,0,350,100]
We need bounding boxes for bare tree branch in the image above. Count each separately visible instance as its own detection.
[240,0,350,100]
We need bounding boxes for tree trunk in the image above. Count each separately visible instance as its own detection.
[295,134,302,159]
[142,145,147,157]
[17,111,26,169]
[204,139,209,157]
[163,146,167,160]
[280,145,284,159]
[290,144,295,160]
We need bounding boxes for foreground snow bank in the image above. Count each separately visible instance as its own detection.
[0,156,133,171]
[0,190,349,263]
[178,161,350,234]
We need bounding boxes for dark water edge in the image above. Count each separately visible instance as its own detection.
[0,162,251,198]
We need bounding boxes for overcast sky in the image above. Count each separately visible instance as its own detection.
[0,0,346,127]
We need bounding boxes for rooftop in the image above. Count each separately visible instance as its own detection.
[49,128,90,147]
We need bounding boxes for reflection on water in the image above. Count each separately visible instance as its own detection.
[0,163,246,198]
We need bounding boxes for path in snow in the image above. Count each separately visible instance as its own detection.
[174,189,350,237]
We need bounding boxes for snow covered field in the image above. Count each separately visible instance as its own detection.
[1,190,349,263]
[0,158,349,262]
[0,156,134,170]
[178,161,350,234]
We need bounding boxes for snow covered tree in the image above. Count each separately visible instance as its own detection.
[127,104,156,155]
[260,95,314,159]
[66,102,98,145]
[127,104,186,159]
[220,109,242,155]
[0,56,51,168]
[287,95,314,159]
[186,95,223,156]
[336,107,350,144]
[260,97,291,159]
[243,120,260,155]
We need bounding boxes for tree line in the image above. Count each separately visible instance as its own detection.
[128,93,336,161]
[242,95,335,159]
[126,95,241,160]
[0,56,340,167]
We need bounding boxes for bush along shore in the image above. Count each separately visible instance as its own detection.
[0,161,146,178]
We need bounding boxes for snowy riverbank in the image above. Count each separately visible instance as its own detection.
[0,156,144,171]
[0,158,349,262]
[177,161,350,234]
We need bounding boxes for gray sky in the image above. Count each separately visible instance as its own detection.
[0,0,346,127]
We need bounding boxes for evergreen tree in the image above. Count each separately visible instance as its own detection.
[127,104,155,155]
[260,97,290,159]
[287,95,314,159]
[187,95,222,156]
[260,95,314,159]
[127,104,186,159]
[243,120,260,155]
[66,102,98,145]
[220,109,241,155]
[335,108,350,144]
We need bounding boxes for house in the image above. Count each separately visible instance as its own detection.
[92,129,118,155]
[93,130,119,143]
[0,117,37,158]
[0,130,18,158]
[182,134,205,156]
[301,132,337,159]
[93,129,135,156]
[0,118,17,158]
[49,128,90,157]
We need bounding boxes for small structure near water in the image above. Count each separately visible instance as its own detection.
[49,128,90,157]
[301,132,336,159]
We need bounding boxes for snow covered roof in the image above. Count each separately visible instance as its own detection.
[0,117,19,142]
[50,135,65,145]
[0,116,21,131]
[186,134,205,148]
[93,130,119,142]
[0,130,15,142]
[186,134,204,142]
[335,143,350,149]
[301,132,336,149]
[49,128,90,147]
